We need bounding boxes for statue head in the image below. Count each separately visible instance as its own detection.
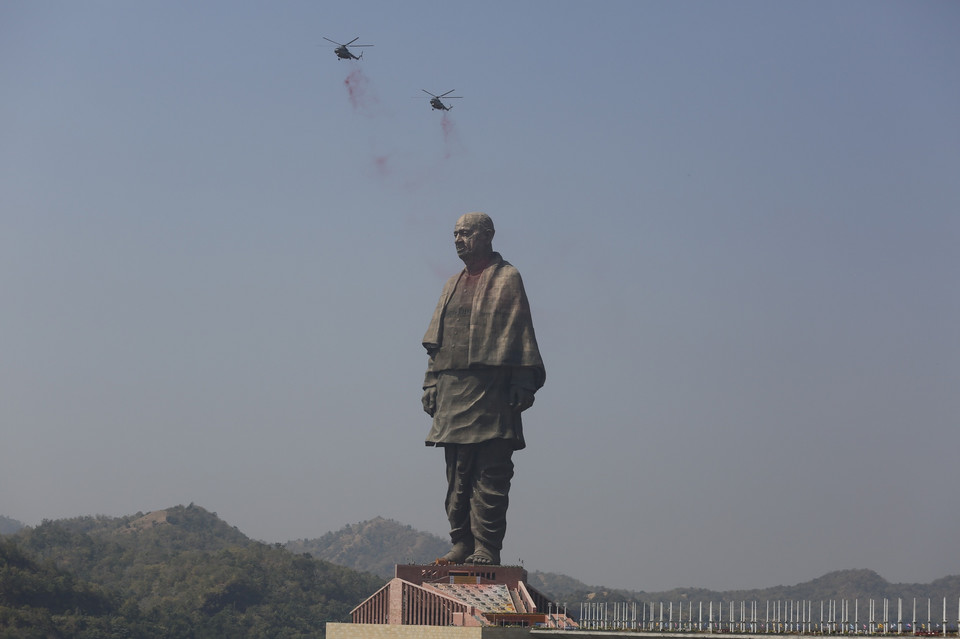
[454,212,494,267]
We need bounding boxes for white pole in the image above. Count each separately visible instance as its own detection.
[942,597,947,637]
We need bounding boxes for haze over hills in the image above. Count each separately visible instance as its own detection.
[284,516,960,605]
[285,516,449,578]
[0,515,25,535]
[3,506,959,638]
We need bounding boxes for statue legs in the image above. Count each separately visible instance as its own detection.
[441,439,514,565]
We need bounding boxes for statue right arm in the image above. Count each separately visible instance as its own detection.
[422,369,437,416]
[421,386,437,417]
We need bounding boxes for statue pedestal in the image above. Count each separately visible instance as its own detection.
[394,563,530,588]
[329,563,576,634]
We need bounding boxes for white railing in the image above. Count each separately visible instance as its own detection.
[574,597,960,635]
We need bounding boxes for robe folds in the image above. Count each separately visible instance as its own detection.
[422,252,545,449]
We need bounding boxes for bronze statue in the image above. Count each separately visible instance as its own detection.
[422,212,545,565]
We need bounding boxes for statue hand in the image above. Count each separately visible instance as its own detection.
[422,387,437,417]
[509,386,535,412]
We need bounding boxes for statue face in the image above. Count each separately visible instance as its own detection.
[454,216,491,261]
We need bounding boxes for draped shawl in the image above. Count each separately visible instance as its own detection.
[422,252,545,389]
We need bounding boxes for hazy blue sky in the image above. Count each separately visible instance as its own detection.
[2,1,958,592]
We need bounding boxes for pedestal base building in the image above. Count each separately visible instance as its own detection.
[342,564,576,630]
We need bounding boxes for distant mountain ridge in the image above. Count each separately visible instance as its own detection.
[0,514,25,535]
[285,516,449,577]
[285,516,960,604]
[5,506,958,636]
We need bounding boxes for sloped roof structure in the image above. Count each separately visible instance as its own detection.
[350,564,577,629]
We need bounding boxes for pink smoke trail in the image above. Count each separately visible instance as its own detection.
[344,68,378,113]
[440,113,460,159]
[373,155,390,178]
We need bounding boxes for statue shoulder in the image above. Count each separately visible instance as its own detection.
[490,253,519,275]
[491,258,524,285]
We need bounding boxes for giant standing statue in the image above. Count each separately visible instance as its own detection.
[421,212,545,565]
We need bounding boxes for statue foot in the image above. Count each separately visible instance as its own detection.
[465,546,499,565]
[435,541,473,565]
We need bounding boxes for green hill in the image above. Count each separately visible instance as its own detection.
[2,505,384,638]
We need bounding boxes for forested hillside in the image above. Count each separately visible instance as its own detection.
[1,505,383,638]
[0,536,128,638]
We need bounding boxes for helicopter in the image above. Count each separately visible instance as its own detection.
[422,89,462,111]
[323,37,373,60]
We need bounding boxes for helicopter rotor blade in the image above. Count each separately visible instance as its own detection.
[440,90,456,97]
[322,37,342,46]
[345,37,359,45]
[422,89,438,97]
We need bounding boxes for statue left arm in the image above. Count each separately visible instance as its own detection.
[509,367,538,412]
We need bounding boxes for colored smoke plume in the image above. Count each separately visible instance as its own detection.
[440,114,461,158]
[344,68,378,113]
[373,155,390,177]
